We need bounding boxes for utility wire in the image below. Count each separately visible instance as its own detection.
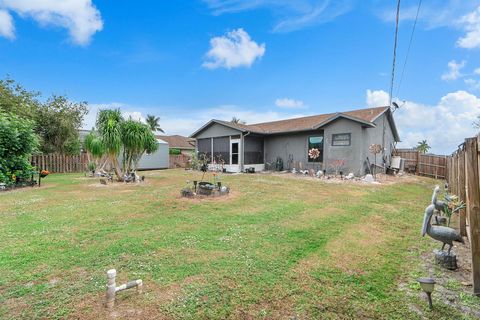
[389,0,401,107]
[396,0,422,98]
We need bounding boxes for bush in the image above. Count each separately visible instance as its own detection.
[0,113,39,186]
[169,148,181,155]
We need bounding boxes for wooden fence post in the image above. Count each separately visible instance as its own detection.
[465,137,480,296]
[458,149,467,237]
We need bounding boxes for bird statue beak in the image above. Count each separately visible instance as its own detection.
[422,205,434,237]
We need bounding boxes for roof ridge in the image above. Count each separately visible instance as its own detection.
[248,106,388,127]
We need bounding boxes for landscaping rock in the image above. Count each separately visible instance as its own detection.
[345,173,355,180]
[363,174,374,183]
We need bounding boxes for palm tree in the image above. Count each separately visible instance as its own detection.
[416,140,431,154]
[146,114,164,133]
[231,116,246,124]
[97,109,124,181]
[121,119,158,173]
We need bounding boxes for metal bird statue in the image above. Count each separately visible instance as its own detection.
[431,186,446,213]
[422,204,464,255]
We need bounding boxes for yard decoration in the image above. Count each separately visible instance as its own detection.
[329,159,345,177]
[38,170,50,187]
[308,148,320,172]
[275,157,284,171]
[105,269,143,310]
[422,204,464,270]
[369,144,383,178]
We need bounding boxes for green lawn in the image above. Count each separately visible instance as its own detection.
[0,170,478,319]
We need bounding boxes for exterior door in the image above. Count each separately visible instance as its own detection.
[230,139,240,172]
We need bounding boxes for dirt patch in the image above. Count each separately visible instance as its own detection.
[176,189,240,203]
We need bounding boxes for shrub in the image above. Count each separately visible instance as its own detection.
[169,148,181,155]
[0,113,39,186]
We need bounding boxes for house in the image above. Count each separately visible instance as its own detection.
[156,135,196,154]
[190,106,400,175]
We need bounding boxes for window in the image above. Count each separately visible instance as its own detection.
[231,141,239,165]
[308,135,323,162]
[332,133,351,146]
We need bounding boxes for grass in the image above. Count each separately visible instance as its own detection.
[0,169,478,319]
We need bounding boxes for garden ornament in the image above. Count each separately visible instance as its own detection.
[431,186,446,213]
[422,204,464,255]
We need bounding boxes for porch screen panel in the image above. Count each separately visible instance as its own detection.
[212,137,230,164]
[244,136,264,165]
[197,138,212,162]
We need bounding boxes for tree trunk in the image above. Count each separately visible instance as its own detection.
[111,154,124,181]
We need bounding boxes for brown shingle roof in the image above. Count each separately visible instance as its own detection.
[224,106,389,134]
[191,106,398,139]
[156,135,195,149]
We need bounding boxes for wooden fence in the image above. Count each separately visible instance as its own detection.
[31,153,88,173]
[169,154,190,169]
[446,135,480,296]
[393,148,447,179]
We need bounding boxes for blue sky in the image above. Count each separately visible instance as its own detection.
[0,0,479,154]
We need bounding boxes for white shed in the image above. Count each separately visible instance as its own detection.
[137,138,169,170]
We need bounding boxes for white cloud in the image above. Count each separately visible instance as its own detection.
[122,111,146,124]
[368,89,480,154]
[456,6,480,49]
[0,0,103,45]
[441,60,466,81]
[203,28,265,69]
[275,98,306,109]
[0,9,14,39]
[366,89,390,108]
[474,67,480,75]
[465,78,480,91]
[204,0,353,32]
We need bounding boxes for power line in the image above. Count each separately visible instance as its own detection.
[396,0,422,98]
[388,0,401,107]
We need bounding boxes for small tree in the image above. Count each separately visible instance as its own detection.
[97,109,124,181]
[416,140,431,154]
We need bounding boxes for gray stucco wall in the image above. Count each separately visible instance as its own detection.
[264,131,321,170]
[323,118,364,175]
[195,123,242,139]
[362,113,395,169]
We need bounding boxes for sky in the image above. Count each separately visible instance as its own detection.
[0,0,479,154]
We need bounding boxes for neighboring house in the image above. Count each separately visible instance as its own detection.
[190,106,400,175]
[156,135,196,154]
